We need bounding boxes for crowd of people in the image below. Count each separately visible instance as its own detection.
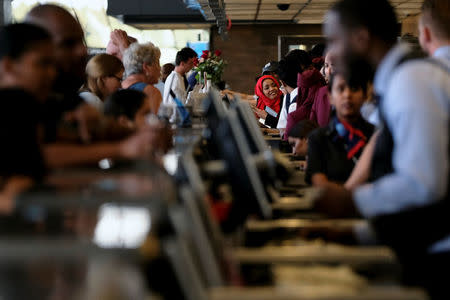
[0,0,448,299]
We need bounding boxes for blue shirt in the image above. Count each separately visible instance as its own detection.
[354,44,450,253]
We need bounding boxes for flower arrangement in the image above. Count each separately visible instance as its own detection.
[194,50,226,86]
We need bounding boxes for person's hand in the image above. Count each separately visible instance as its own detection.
[144,119,173,154]
[118,129,154,159]
[110,29,131,52]
[313,182,359,218]
[253,107,268,120]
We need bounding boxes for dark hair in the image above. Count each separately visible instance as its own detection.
[175,47,197,66]
[0,89,46,181]
[422,0,450,39]
[330,0,399,45]
[309,43,326,59]
[162,63,175,82]
[0,23,51,61]
[104,89,147,121]
[287,120,318,139]
[284,49,312,72]
[328,67,370,96]
[277,56,303,88]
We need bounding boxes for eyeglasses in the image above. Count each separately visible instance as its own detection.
[110,75,123,82]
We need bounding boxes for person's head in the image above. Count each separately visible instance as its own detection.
[262,61,279,77]
[0,23,56,102]
[26,4,87,85]
[84,54,124,100]
[284,49,312,73]
[328,72,367,122]
[161,63,175,82]
[104,89,151,129]
[322,50,336,84]
[287,120,318,156]
[123,42,161,85]
[255,75,281,101]
[277,55,302,90]
[419,0,450,55]
[324,0,398,75]
[175,47,198,74]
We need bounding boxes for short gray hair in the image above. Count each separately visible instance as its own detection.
[123,42,161,77]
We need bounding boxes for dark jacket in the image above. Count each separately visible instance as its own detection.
[305,117,374,184]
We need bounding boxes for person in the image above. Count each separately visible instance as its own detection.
[121,42,162,115]
[287,120,318,157]
[79,53,124,111]
[305,72,374,185]
[163,47,198,106]
[0,23,56,103]
[106,29,137,61]
[154,63,175,96]
[161,63,175,83]
[285,51,325,138]
[261,61,280,78]
[0,89,46,214]
[25,4,168,167]
[104,89,152,129]
[310,50,335,127]
[275,56,301,136]
[252,75,282,128]
[313,0,449,298]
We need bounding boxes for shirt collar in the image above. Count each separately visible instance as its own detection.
[290,87,298,99]
[374,43,412,98]
[433,45,450,60]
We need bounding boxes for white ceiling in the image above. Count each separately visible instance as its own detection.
[225,0,423,24]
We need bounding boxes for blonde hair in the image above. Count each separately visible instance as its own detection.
[85,53,124,99]
[123,42,161,77]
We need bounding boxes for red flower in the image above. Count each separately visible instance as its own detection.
[214,50,222,57]
[193,57,199,66]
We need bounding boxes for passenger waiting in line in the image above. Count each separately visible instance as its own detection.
[104,89,152,130]
[287,120,318,157]
[309,50,336,127]
[79,53,124,112]
[25,4,170,167]
[163,47,198,106]
[275,56,301,136]
[285,50,325,138]
[252,75,282,128]
[0,23,56,102]
[305,71,374,185]
[122,42,162,115]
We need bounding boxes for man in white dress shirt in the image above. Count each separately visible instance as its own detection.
[313,0,450,298]
[163,47,198,106]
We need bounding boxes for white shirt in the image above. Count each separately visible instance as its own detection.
[163,70,187,106]
[277,87,298,129]
[354,44,450,253]
[79,91,103,112]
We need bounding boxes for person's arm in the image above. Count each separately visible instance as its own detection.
[353,64,448,218]
[43,129,156,168]
[344,131,379,190]
[144,85,162,114]
[0,176,34,214]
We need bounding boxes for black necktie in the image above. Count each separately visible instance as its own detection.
[284,93,291,111]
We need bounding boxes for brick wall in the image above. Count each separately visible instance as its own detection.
[211,24,322,94]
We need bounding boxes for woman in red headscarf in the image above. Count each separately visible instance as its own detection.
[253,75,282,128]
